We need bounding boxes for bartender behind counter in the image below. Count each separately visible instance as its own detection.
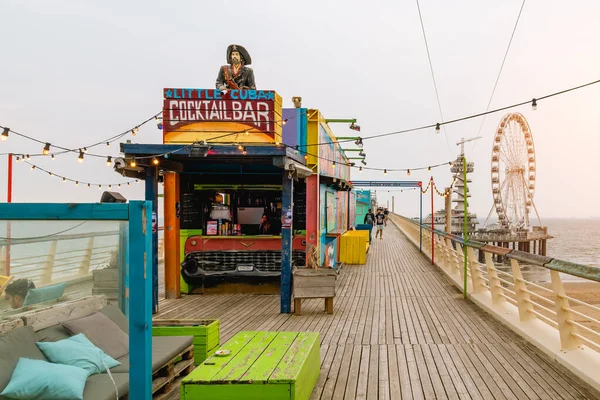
[258,213,272,234]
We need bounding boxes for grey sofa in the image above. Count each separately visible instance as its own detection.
[0,305,193,400]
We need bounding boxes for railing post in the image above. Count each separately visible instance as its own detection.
[456,244,465,284]
[510,259,535,321]
[484,252,505,304]
[436,235,446,270]
[0,246,6,276]
[467,246,485,293]
[550,270,582,350]
[79,237,94,276]
[41,240,58,284]
[443,238,454,274]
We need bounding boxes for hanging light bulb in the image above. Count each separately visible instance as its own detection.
[237,144,243,150]
[152,157,159,165]
[106,156,112,166]
[435,123,440,133]
[118,184,121,187]
[130,158,136,167]
[127,182,131,186]
[49,172,53,177]
[30,165,36,171]
[78,151,84,163]
[43,143,51,155]
[88,183,91,188]
[75,181,79,186]
[26,154,30,160]
[15,156,20,162]
[83,147,88,153]
[449,161,453,167]
[384,169,387,175]
[51,154,55,160]
[407,169,411,176]
[332,161,336,168]
[108,184,112,189]
[1,127,8,141]
[282,119,288,125]
[532,98,537,110]
[359,166,363,173]
[304,155,308,160]
[98,185,102,190]
[106,142,110,147]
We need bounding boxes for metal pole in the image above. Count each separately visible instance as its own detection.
[463,156,468,298]
[5,154,12,276]
[431,179,435,265]
[419,187,423,252]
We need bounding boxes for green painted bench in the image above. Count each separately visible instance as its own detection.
[180,331,320,400]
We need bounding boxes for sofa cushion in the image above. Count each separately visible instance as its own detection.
[62,311,129,360]
[0,325,47,395]
[23,282,66,306]
[99,305,129,334]
[82,373,129,400]
[151,336,194,372]
[0,358,89,400]
[35,324,71,342]
[36,333,120,375]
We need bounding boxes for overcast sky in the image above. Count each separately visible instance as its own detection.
[1,0,599,221]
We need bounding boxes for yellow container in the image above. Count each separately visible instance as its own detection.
[340,230,369,265]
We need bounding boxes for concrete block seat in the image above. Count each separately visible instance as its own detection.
[0,304,194,400]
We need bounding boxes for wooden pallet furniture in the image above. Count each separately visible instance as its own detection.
[293,267,337,316]
[152,344,195,399]
[180,331,320,400]
[152,319,220,365]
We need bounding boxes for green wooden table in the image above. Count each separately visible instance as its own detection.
[180,331,320,400]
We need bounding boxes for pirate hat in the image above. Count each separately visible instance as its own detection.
[227,44,252,65]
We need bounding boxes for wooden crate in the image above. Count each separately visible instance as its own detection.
[181,331,320,400]
[152,319,220,365]
[292,268,337,315]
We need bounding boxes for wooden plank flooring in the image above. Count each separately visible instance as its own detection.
[156,223,600,399]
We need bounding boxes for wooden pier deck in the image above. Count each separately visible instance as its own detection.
[156,223,600,399]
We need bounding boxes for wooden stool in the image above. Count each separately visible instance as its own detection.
[292,267,337,316]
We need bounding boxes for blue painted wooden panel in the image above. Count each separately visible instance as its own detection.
[0,203,129,220]
[128,201,153,399]
[280,174,293,313]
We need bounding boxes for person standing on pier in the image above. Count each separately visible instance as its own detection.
[375,209,386,240]
[364,209,376,241]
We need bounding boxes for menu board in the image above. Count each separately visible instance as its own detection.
[180,192,203,229]
[293,182,306,230]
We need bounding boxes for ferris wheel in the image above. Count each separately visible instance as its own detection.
[491,113,540,231]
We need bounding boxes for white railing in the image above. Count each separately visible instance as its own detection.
[391,213,600,392]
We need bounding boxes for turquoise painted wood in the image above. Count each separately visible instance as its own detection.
[181,331,320,400]
[0,203,129,220]
[128,201,153,399]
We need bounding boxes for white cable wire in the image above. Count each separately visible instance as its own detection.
[101,358,119,400]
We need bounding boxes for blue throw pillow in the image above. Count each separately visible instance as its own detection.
[0,358,89,400]
[23,282,66,306]
[36,333,120,375]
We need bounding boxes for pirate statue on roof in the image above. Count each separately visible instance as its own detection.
[215,44,256,90]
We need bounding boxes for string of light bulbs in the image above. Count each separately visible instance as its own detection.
[293,77,600,148]
[22,160,138,188]
[0,112,162,160]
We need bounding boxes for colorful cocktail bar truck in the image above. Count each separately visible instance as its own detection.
[116,87,361,300]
